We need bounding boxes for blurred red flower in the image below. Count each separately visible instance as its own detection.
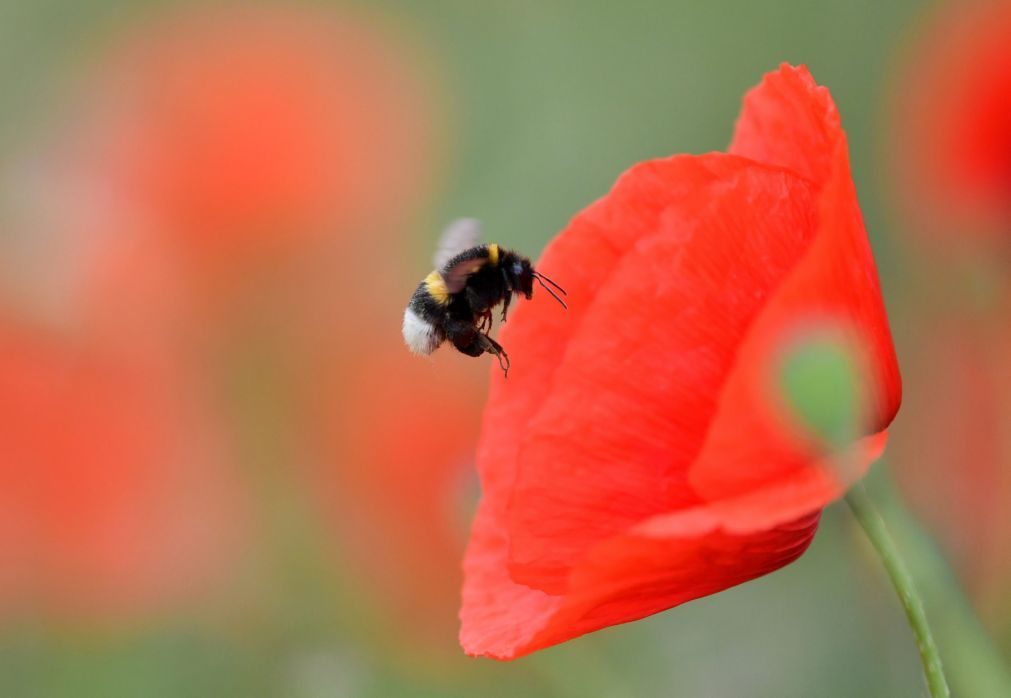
[892,0,1011,242]
[0,3,444,627]
[890,310,1011,626]
[309,343,485,648]
[75,5,438,285]
[460,65,902,659]
[0,317,247,618]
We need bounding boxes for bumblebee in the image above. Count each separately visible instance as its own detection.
[402,219,566,375]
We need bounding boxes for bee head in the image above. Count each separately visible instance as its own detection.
[511,258,535,299]
[502,250,567,308]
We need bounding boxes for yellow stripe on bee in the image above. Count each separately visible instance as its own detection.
[487,243,500,265]
[425,270,450,304]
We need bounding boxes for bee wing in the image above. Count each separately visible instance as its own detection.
[432,218,482,271]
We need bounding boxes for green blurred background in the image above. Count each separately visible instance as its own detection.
[1,1,1008,696]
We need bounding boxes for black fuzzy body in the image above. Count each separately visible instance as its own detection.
[404,244,535,364]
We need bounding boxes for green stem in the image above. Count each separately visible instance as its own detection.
[880,477,1011,698]
[845,481,951,698]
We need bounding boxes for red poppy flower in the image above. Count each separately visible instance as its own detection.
[460,64,902,659]
[309,346,484,646]
[0,318,247,618]
[73,5,439,283]
[302,244,487,647]
[890,310,1011,626]
[892,0,1011,241]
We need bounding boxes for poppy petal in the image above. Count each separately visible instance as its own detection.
[461,500,820,659]
[729,63,840,184]
[499,156,819,592]
[688,66,901,521]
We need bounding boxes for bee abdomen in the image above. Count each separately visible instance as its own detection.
[403,284,446,355]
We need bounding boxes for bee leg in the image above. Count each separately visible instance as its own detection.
[479,334,510,378]
[446,320,510,377]
[500,290,512,322]
[477,310,493,333]
[449,333,484,357]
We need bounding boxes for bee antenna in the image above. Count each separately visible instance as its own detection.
[535,275,568,309]
[533,271,567,295]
